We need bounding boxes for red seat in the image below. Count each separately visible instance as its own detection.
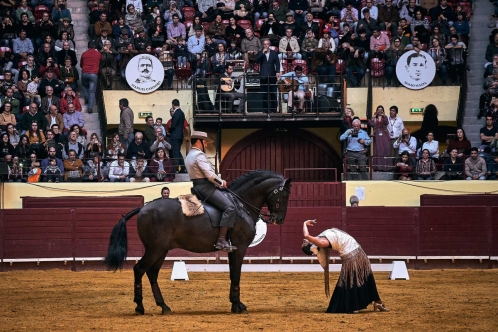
[292,59,308,75]
[269,46,278,52]
[237,20,252,31]
[222,20,229,27]
[182,7,196,21]
[424,15,432,25]
[202,22,210,35]
[254,31,260,38]
[420,43,428,51]
[154,47,162,54]
[335,59,345,74]
[34,5,48,21]
[18,61,27,68]
[255,19,264,32]
[175,62,192,80]
[22,106,30,114]
[370,58,385,77]
[381,30,392,41]
[0,46,11,53]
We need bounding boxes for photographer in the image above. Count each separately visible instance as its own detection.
[393,128,417,161]
[340,118,371,180]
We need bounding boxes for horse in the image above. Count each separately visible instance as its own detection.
[104,170,292,315]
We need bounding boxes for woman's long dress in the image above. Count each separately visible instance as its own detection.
[369,115,391,171]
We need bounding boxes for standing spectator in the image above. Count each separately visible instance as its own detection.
[63,103,84,134]
[40,87,61,115]
[80,41,101,114]
[155,117,166,136]
[368,105,391,171]
[99,40,118,89]
[118,98,134,148]
[393,128,417,157]
[445,34,466,85]
[109,153,130,182]
[255,39,282,113]
[465,147,487,180]
[143,115,156,145]
[169,99,186,173]
[442,148,463,180]
[63,149,83,181]
[342,42,366,87]
[416,149,436,180]
[340,118,371,180]
[418,104,439,141]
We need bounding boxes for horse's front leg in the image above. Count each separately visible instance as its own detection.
[228,248,248,314]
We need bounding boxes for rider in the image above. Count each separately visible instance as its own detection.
[185,131,237,252]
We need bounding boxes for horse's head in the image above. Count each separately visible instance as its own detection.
[265,178,292,224]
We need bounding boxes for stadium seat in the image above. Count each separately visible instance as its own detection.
[370,58,385,77]
[237,20,252,30]
[202,22,210,35]
[184,20,193,29]
[22,106,30,114]
[34,5,49,21]
[312,18,325,38]
[182,7,196,21]
[381,30,392,41]
[335,59,345,74]
[255,19,264,32]
[292,59,308,75]
[222,20,229,27]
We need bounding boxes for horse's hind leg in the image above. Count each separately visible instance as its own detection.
[146,251,171,315]
[133,250,164,315]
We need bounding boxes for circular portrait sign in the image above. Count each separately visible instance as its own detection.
[125,54,164,93]
[395,50,436,90]
[249,219,268,247]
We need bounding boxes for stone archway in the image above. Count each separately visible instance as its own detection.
[220,129,342,182]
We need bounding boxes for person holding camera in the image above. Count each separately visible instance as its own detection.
[340,118,371,180]
[393,128,417,161]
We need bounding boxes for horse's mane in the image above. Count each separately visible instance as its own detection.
[228,170,283,191]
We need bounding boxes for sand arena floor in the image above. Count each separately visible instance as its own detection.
[1,269,497,331]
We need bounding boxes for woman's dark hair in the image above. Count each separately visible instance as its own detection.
[20,134,30,145]
[2,101,12,113]
[420,104,439,140]
[20,69,30,80]
[155,147,166,158]
[454,128,468,140]
[59,30,68,39]
[302,243,313,256]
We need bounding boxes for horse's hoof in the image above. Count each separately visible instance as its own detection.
[161,306,172,315]
[231,303,248,314]
[135,307,145,315]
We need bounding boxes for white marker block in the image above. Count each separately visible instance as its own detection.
[171,261,189,281]
[389,261,410,280]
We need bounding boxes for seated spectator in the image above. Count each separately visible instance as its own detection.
[148,147,174,182]
[163,1,182,26]
[60,86,82,114]
[211,43,230,74]
[56,41,78,67]
[59,58,79,91]
[37,43,58,70]
[188,51,210,83]
[446,128,471,159]
[16,12,36,46]
[63,104,84,134]
[442,148,463,180]
[340,2,359,31]
[355,29,371,63]
[318,29,337,54]
[0,103,16,132]
[89,2,109,31]
[128,0,144,13]
[400,0,425,25]
[56,17,75,42]
[324,15,341,47]
[40,87,61,115]
[21,55,40,81]
[370,27,390,58]
[24,75,41,106]
[385,37,405,86]
[260,14,281,47]
[241,28,262,67]
[301,29,318,69]
[204,35,218,57]
[107,133,127,159]
[39,69,63,98]
[96,28,114,51]
[486,153,498,180]
[95,11,112,38]
[125,4,144,35]
[420,131,439,160]
[41,146,64,182]
[15,0,35,24]
[55,31,75,52]
[126,132,150,159]
[279,27,302,60]
[357,9,377,38]
[339,118,371,180]
[341,42,366,87]
[1,92,21,125]
[119,42,138,80]
[225,16,244,45]
[395,151,415,180]
[427,38,447,85]
[429,25,446,48]
[445,34,466,85]
[108,153,130,182]
[393,128,417,157]
[83,155,108,182]
[26,152,41,181]
[52,0,71,25]
[361,0,378,19]
[0,16,15,48]
[430,0,453,27]
[487,97,498,125]
[233,0,252,22]
[86,133,103,158]
[288,0,307,26]
[157,44,175,89]
[35,12,55,50]
[208,14,227,47]
[13,29,34,64]
[63,149,84,181]
[146,5,161,27]
[99,40,118,89]
[410,10,430,44]
[280,12,299,37]
[112,16,133,40]
[1,53,20,84]
[453,12,469,43]
[219,0,237,19]
[301,13,319,39]
[268,1,287,25]
[155,117,167,136]
[480,69,498,117]
[465,147,487,180]
[27,120,46,154]
[134,27,152,53]
[62,131,84,159]
[128,157,150,182]
[14,134,32,163]
[480,115,498,148]
[17,70,32,107]
[0,132,15,161]
[416,149,436,180]
[21,103,47,134]
[41,129,64,159]
[8,155,24,182]
[51,123,66,145]
[280,65,309,113]
[174,37,189,67]
[378,0,399,35]
[6,123,20,148]
[188,16,204,37]
[39,56,62,81]
[166,14,186,46]
[70,124,86,146]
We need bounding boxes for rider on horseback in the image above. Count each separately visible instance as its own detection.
[185,131,237,252]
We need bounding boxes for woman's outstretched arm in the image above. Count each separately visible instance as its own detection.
[303,220,330,248]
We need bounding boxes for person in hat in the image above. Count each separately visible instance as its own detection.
[134,26,151,52]
[96,27,114,51]
[185,130,237,252]
[301,220,389,314]
[56,16,75,42]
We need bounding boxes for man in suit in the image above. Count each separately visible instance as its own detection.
[168,99,186,173]
[255,39,282,113]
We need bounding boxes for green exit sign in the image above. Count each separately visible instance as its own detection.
[139,112,152,118]
[410,108,424,114]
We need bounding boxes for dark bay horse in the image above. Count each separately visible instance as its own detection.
[105,170,291,315]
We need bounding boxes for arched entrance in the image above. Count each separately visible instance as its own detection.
[220,129,342,182]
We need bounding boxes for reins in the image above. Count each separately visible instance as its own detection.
[224,188,273,224]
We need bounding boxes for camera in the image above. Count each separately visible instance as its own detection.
[351,131,358,138]
[402,134,408,140]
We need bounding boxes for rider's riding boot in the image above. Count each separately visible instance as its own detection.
[215,226,237,252]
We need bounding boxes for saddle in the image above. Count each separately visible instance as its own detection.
[190,188,248,227]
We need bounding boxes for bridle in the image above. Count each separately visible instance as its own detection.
[226,179,290,224]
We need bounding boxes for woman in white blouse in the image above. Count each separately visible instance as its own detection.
[421,131,439,160]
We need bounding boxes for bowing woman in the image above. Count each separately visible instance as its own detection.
[301,220,389,314]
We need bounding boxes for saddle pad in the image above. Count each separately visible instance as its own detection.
[177,194,205,217]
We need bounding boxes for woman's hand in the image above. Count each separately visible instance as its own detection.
[304,219,316,226]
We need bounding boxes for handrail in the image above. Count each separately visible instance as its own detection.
[283,168,338,182]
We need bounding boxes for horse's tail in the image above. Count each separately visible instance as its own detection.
[104,207,142,271]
